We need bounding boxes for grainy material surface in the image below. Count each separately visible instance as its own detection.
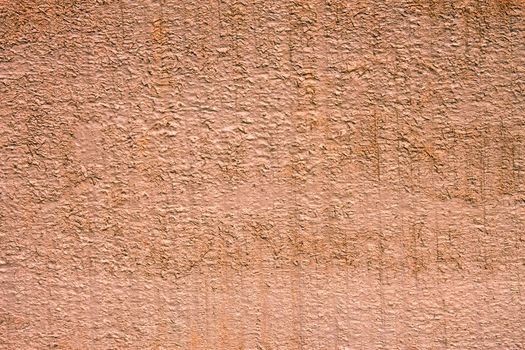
[1,0,524,349]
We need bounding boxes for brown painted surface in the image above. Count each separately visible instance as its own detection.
[1,0,524,349]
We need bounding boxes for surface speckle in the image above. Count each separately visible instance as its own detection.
[1,0,524,349]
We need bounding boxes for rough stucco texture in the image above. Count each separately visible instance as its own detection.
[1,0,525,349]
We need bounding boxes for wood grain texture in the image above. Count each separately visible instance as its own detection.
[0,0,524,349]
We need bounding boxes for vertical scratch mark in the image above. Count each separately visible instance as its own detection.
[374,112,386,349]
[119,0,125,44]
[517,264,524,349]
[481,130,489,266]
[217,0,223,36]
[395,109,411,347]
[432,124,449,349]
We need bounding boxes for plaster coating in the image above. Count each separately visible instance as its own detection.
[1,0,524,349]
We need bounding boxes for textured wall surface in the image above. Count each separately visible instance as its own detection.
[1,0,524,349]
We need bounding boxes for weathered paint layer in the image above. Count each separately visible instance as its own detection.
[1,0,524,349]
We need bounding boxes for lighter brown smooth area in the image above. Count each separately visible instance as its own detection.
[1,1,524,349]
